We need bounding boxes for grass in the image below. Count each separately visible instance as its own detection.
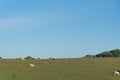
[0,58,120,80]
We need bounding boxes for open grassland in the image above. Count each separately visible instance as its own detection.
[0,58,120,80]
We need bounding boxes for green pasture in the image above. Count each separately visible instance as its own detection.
[0,58,120,80]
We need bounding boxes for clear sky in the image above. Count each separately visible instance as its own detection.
[0,0,120,58]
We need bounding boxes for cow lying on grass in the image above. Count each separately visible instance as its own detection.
[29,64,34,68]
[114,70,120,75]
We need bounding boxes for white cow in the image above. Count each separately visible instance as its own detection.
[29,64,35,67]
[21,58,25,60]
[114,70,120,75]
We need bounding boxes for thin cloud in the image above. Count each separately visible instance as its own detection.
[0,13,73,30]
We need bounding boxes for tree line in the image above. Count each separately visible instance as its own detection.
[84,49,120,58]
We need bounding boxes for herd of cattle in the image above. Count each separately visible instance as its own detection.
[17,58,48,68]
[20,58,120,76]
[29,64,120,76]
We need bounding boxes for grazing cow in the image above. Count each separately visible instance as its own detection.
[43,61,48,64]
[29,64,34,68]
[21,58,25,60]
[114,70,120,75]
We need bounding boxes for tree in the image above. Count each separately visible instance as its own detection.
[110,49,120,57]
[84,55,96,58]
[25,56,34,60]
[96,51,113,57]
[0,57,2,59]
[96,49,120,57]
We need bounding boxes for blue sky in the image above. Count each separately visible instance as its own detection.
[0,0,120,58]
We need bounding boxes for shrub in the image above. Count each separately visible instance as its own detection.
[25,56,34,60]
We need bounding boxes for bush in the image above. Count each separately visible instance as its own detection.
[96,49,120,57]
[25,56,34,60]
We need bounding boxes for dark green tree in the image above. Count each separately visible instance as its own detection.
[96,49,120,57]
[110,49,120,57]
[25,56,34,60]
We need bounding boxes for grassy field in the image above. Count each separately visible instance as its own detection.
[0,58,120,80]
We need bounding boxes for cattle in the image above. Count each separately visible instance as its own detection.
[20,58,25,60]
[43,61,48,64]
[29,64,35,68]
[114,70,120,75]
